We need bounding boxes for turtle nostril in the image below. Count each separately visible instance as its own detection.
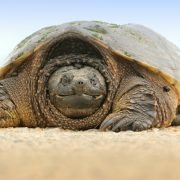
[75,78,86,88]
[78,81,84,85]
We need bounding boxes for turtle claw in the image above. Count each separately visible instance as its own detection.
[100,115,121,131]
[132,121,152,131]
[100,112,153,132]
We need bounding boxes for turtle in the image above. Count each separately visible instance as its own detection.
[0,21,179,132]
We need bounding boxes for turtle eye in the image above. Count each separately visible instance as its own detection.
[90,78,97,86]
[90,75,98,86]
[60,74,73,86]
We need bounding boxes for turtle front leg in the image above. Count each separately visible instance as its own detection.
[100,76,158,132]
[0,83,20,127]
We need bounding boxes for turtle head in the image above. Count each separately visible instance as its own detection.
[48,65,107,118]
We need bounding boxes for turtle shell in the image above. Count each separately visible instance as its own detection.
[1,21,180,99]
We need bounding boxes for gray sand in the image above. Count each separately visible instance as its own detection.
[0,127,180,180]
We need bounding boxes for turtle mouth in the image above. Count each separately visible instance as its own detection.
[56,94,103,100]
[53,93,105,118]
[55,93,104,108]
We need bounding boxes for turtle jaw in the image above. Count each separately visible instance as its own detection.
[53,94,105,118]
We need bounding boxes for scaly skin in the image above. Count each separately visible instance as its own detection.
[0,82,20,127]
[100,57,178,131]
[0,36,179,131]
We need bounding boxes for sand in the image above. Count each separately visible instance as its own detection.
[0,127,180,180]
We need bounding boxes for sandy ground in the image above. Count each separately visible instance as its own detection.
[0,127,180,180]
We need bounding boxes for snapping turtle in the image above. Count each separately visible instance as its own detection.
[0,21,179,131]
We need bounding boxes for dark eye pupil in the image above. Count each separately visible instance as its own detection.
[90,78,97,86]
[61,75,71,85]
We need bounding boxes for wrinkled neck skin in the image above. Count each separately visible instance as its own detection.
[48,64,107,118]
[27,34,120,130]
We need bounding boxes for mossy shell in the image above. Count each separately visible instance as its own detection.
[1,21,180,100]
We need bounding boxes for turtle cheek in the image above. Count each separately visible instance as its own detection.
[58,84,74,96]
[48,72,74,97]
[84,79,107,97]
[48,82,74,102]
[87,84,106,96]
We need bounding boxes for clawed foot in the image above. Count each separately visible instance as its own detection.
[100,112,153,132]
